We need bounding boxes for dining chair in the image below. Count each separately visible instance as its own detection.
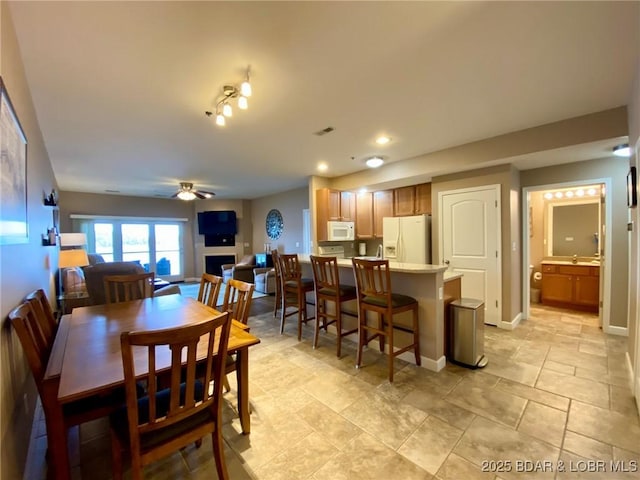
[219,279,254,392]
[110,312,232,480]
[351,258,421,382]
[278,253,315,340]
[25,288,58,348]
[270,249,282,318]
[103,272,155,304]
[309,255,358,357]
[9,302,125,476]
[197,273,223,308]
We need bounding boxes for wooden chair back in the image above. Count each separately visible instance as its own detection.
[221,279,254,325]
[116,312,231,479]
[25,288,57,347]
[351,258,392,308]
[197,273,223,308]
[279,253,303,284]
[9,302,50,385]
[310,255,341,294]
[104,272,155,304]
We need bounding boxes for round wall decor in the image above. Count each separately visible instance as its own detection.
[265,209,284,240]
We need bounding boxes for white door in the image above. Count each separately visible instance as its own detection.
[440,185,501,326]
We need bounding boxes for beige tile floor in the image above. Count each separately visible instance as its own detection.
[25,299,640,479]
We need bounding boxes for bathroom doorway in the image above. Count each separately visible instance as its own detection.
[522,178,612,331]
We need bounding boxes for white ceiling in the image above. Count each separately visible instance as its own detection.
[8,1,639,200]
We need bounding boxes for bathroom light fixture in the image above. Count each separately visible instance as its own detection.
[205,66,252,127]
[613,143,630,157]
[366,156,384,168]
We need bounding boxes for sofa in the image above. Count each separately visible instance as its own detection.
[63,260,181,306]
[221,255,256,284]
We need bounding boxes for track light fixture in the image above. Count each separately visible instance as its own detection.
[205,66,252,127]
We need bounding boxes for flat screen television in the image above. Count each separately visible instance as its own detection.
[197,210,237,235]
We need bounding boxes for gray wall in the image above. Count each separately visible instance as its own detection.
[251,187,309,254]
[521,157,630,328]
[1,5,59,478]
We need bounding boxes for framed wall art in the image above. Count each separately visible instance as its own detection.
[0,76,28,244]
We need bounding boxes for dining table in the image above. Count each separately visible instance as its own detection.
[41,293,260,480]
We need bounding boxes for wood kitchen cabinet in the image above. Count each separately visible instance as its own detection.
[541,263,599,312]
[355,190,393,239]
[393,183,432,216]
[316,188,356,240]
[373,190,393,238]
[355,192,374,239]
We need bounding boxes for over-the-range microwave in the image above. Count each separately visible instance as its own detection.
[327,221,355,241]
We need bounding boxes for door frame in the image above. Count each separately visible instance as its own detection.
[438,184,502,326]
[521,178,615,335]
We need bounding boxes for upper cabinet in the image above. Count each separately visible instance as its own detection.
[373,190,393,238]
[355,190,393,239]
[316,189,356,240]
[393,183,432,216]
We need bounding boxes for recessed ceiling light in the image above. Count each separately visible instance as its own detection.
[376,136,391,145]
[365,157,384,168]
[613,144,630,157]
[317,163,328,172]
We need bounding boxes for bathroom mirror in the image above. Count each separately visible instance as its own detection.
[545,200,599,257]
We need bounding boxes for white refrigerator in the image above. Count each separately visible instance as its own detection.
[382,214,432,263]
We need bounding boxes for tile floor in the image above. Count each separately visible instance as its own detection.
[25,298,640,479]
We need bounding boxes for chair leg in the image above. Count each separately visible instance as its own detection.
[211,428,229,480]
[355,311,364,369]
[387,316,394,383]
[378,313,385,352]
[297,291,304,341]
[313,299,321,349]
[279,292,286,335]
[223,374,231,393]
[413,305,421,366]
[335,303,342,358]
[110,428,124,480]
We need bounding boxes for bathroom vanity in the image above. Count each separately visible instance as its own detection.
[540,259,600,312]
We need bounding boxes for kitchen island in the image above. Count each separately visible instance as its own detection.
[298,255,453,372]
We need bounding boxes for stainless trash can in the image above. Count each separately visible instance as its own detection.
[449,298,488,368]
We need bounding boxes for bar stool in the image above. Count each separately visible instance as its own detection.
[351,258,421,382]
[310,255,358,357]
[277,253,315,340]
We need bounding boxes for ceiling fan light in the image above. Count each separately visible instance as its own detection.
[365,157,384,168]
[240,80,252,97]
[222,102,233,117]
[613,143,630,157]
[177,190,196,201]
[238,95,248,109]
[215,113,226,126]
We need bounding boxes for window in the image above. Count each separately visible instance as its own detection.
[76,217,185,282]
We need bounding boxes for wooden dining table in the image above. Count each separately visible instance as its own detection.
[41,293,260,480]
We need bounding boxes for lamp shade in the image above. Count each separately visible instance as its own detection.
[59,233,87,247]
[58,249,89,268]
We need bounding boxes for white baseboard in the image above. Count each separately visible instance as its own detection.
[498,312,522,330]
[394,349,446,372]
[604,324,628,336]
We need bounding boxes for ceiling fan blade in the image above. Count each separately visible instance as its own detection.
[196,190,216,197]
[171,192,179,198]
[194,192,207,199]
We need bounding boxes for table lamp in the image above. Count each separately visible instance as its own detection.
[58,233,89,315]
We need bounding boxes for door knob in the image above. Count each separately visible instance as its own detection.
[444,260,450,265]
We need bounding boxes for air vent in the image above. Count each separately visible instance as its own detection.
[313,126,335,136]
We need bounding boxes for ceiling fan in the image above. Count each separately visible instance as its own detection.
[172,182,215,200]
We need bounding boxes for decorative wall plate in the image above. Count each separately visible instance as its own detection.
[266,209,284,240]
